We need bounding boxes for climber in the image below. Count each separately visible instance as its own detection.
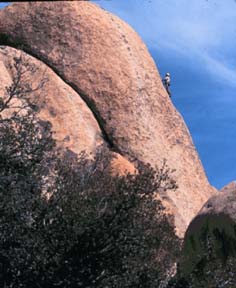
[163,72,171,97]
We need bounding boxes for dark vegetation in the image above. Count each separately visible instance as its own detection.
[169,217,236,288]
[0,54,181,287]
[2,51,236,288]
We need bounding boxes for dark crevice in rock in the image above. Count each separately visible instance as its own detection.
[0,38,118,152]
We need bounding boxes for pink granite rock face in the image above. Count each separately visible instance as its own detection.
[0,2,216,235]
[0,46,103,155]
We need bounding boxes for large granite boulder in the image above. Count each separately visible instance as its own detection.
[182,187,236,280]
[0,1,216,235]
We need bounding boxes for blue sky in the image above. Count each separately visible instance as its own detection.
[1,1,236,189]
[0,3,7,8]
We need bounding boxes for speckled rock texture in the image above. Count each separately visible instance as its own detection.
[192,188,236,221]
[220,181,236,193]
[0,1,216,236]
[0,46,103,154]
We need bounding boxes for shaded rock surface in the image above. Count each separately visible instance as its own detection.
[182,188,236,274]
[191,187,236,221]
[0,1,216,235]
[220,181,236,193]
